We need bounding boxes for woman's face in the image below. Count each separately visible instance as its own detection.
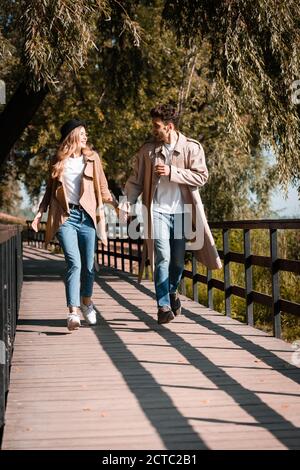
[79,126,88,148]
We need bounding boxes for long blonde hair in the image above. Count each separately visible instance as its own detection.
[51,126,95,179]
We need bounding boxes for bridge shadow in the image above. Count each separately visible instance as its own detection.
[115,269,299,384]
[17,319,70,336]
[92,269,300,450]
[90,282,208,448]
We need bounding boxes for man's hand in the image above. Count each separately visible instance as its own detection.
[31,212,43,232]
[154,164,170,177]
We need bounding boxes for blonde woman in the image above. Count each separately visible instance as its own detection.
[32,119,116,331]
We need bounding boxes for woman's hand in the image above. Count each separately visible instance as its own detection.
[31,212,43,232]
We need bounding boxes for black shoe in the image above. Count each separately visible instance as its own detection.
[157,305,175,324]
[170,292,181,316]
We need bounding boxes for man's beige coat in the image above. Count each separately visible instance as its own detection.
[123,132,222,281]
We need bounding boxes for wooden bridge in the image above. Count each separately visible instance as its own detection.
[1,229,300,450]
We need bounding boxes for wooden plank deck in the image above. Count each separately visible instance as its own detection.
[1,245,300,450]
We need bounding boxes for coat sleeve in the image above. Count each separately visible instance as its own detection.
[169,142,208,187]
[95,154,114,204]
[123,148,145,207]
[38,157,55,213]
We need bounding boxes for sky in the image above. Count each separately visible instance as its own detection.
[270,184,299,217]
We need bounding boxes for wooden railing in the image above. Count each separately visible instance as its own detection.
[183,220,300,339]
[0,224,23,432]
[26,219,300,339]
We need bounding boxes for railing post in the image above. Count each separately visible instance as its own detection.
[207,268,213,309]
[270,228,281,338]
[244,229,253,326]
[129,238,133,274]
[223,228,231,317]
[27,221,30,246]
[113,236,117,269]
[101,241,104,266]
[137,239,142,278]
[192,253,198,302]
[107,239,111,267]
[121,239,125,272]
[145,260,150,280]
[179,276,186,296]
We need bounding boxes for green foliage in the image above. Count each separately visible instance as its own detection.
[0,158,22,213]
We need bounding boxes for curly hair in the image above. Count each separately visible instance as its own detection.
[150,104,180,127]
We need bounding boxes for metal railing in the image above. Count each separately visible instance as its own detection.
[0,224,23,431]
[26,219,300,339]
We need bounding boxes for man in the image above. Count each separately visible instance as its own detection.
[119,104,222,325]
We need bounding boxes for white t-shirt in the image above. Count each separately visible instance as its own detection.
[62,156,85,204]
[153,143,185,214]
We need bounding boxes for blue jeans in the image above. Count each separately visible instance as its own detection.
[153,211,186,308]
[56,208,96,307]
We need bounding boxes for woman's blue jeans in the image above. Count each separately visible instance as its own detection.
[153,211,186,308]
[56,208,96,307]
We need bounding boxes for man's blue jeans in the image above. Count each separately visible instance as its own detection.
[56,208,96,307]
[153,211,186,308]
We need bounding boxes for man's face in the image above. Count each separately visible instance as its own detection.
[152,118,171,142]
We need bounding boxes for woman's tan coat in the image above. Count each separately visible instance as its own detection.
[39,152,113,245]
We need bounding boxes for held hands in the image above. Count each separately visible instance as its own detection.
[31,212,43,232]
[118,208,129,224]
[116,200,131,224]
[154,164,170,177]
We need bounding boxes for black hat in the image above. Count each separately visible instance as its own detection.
[60,119,86,143]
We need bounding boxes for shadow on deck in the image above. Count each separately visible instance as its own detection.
[2,245,300,450]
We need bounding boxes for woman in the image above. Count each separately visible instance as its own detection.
[32,119,116,331]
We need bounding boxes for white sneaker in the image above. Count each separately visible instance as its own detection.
[80,302,97,325]
[67,313,81,331]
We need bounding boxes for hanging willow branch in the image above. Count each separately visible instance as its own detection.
[163,0,300,188]
[18,0,141,91]
[20,0,111,90]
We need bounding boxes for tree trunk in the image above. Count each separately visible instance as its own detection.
[0,81,48,167]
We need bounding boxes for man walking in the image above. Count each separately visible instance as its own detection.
[120,104,222,325]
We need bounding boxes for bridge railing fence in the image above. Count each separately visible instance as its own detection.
[0,224,23,431]
[26,219,300,339]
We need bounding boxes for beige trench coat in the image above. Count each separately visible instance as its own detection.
[122,132,222,281]
[39,152,114,245]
